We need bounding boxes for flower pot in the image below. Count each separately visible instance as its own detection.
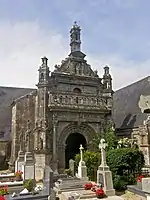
[15,175,22,181]
[96,195,104,199]
[137,181,142,189]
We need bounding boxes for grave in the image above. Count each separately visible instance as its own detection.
[22,152,35,181]
[15,133,25,173]
[69,159,75,177]
[77,145,88,181]
[22,127,35,182]
[4,165,55,200]
[97,139,115,196]
[15,151,25,173]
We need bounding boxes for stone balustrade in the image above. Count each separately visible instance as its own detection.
[48,93,110,109]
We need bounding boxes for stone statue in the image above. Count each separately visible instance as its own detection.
[25,129,30,152]
[39,137,43,150]
[19,131,24,151]
[99,139,108,167]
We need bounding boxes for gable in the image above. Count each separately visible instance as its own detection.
[113,76,150,129]
[0,87,35,141]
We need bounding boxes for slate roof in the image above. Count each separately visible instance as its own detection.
[0,86,35,141]
[112,76,150,129]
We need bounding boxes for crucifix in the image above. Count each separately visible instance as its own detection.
[99,139,108,166]
[79,144,84,162]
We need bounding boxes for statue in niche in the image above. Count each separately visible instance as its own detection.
[19,131,24,151]
[76,63,80,75]
[39,137,43,150]
[25,129,30,152]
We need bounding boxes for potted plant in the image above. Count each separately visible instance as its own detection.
[95,185,106,199]
[0,185,9,197]
[15,170,23,181]
[84,182,93,190]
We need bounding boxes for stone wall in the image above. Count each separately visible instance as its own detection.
[0,141,9,170]
[10,91,37,164]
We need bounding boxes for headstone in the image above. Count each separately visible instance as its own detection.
[77,145,88,181]
[97,139,115,196]
[15,150,25,172]
[69,159,75,176]
[22,151,35,181]
[142,177,150,193]
[43,165,54,195]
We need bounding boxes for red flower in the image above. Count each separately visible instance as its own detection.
[15,170,23,176]
[0,196,6,200]
[84,182,93,190]
[96,188,105,198]
[136,175,144,182]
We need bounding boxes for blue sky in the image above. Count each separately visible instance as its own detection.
[0,0,150,89]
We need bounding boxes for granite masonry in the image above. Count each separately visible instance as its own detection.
[7,22,113,180]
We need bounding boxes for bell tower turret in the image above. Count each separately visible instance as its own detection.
[70,21,81,52]
[38,57,50,86]
[103,65,112,90]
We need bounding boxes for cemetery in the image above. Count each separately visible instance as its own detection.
[0,126,150,200]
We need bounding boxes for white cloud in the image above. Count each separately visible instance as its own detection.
[0,20,150,90]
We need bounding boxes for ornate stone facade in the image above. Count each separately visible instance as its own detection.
[9,23,113,177]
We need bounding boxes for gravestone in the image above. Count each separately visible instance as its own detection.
[142,177,150,193]
[97,139,115,196]
[69,159,75,176]
[22,152,35,181]
[15,150,25,172]
[44,166,54,190]
[77,145,88,181]
[22,127,35,182]
[15,132,25,172]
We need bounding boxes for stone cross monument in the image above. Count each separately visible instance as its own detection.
[22,120,35,181]
[97,139,115,196]
[80,144,84,162]
[15,131,25,172]
[77,144,88,181]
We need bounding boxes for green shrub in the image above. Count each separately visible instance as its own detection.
[64,168,72,176]
[23,179,34,192]
[75,148,144,188]
[113,175,127,191]
[75,150,100,180]
[107,148,145,177]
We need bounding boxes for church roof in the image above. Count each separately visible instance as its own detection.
[0,86,34,141]
[113,76,150,129]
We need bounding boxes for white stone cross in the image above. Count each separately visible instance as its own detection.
[79,144,84,162]
[99,139,108,166]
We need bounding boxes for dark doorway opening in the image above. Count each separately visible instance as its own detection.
[65,133,86,168]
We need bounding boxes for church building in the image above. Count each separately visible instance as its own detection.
[1,23,150,176]
[8,22,113,179]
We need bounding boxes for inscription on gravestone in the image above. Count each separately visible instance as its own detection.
[98,173,104,186]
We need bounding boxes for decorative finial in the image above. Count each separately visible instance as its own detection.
[41,56,48,66]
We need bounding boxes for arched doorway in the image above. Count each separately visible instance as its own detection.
[65,133,86,168]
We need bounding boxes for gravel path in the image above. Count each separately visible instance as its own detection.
[121,191,146,200]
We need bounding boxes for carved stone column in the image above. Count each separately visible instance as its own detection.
[52,113,58,174]
[58,144,66,171]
